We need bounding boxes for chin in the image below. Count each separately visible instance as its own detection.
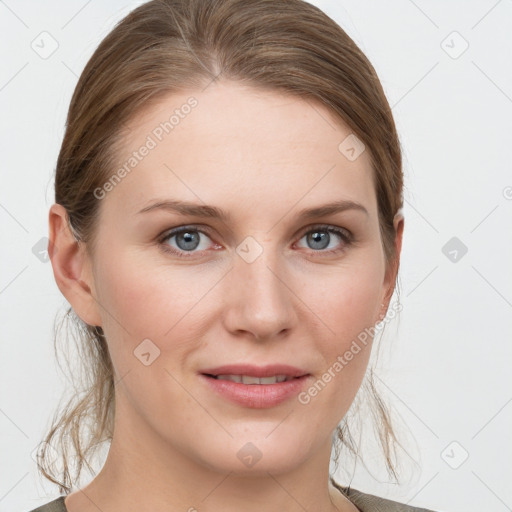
[194,431,315,476]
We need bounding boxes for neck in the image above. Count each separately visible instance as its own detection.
[65,394,358,512]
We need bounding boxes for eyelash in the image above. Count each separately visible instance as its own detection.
[157,224,353,259]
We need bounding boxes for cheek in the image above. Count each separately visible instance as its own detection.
[91,252,200,415]
[92,246,223,383]
[301,253,384,344]
[297,254,384,409]
[94,249,200,335]
[93,237,383,386]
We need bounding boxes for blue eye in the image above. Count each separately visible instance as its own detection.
[160,227,215,257]
[297,225,352,253]
[158,224,352,258]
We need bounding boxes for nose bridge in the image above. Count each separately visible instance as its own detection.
[223,235,296,338]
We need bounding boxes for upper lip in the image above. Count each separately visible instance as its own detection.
[200,364,310,378]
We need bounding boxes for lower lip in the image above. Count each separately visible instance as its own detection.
[200,374,311,408]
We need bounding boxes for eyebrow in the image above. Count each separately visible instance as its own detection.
[137,198,368,221]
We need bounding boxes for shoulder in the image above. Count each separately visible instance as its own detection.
[27,496,67,512]
[28,487,440,512]
[331,479,437,512]
[345,487,437,512]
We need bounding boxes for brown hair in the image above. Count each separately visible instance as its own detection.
[38,0,409,494]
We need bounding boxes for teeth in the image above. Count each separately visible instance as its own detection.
[215,374,290,384]
[217,374,242,383]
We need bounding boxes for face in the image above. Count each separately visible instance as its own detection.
[78,80,399,475]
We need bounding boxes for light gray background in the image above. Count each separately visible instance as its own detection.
[1,1,511,511]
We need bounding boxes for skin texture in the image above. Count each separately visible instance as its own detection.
[49,80,404,512]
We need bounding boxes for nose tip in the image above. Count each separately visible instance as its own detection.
[222,248,297,340]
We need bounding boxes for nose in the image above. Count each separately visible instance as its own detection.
[221,244,298,341]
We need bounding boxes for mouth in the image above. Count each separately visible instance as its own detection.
[203,374,302,384]
[199,363,310,381]
[198,364,311,408]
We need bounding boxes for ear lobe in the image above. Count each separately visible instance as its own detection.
[48,203,103,327]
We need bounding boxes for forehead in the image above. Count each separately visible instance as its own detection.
[103,80,376,221]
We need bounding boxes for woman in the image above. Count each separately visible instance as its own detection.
[31,0,438,510]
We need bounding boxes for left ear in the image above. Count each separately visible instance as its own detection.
[379,211,405,321]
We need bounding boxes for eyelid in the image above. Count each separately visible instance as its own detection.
[158,223,353,258]
[159,223,352,241]
[296,223,352,239]
[158,224,216,248]
[159,224,211,237]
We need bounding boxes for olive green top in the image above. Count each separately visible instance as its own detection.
[28,480,437,512]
